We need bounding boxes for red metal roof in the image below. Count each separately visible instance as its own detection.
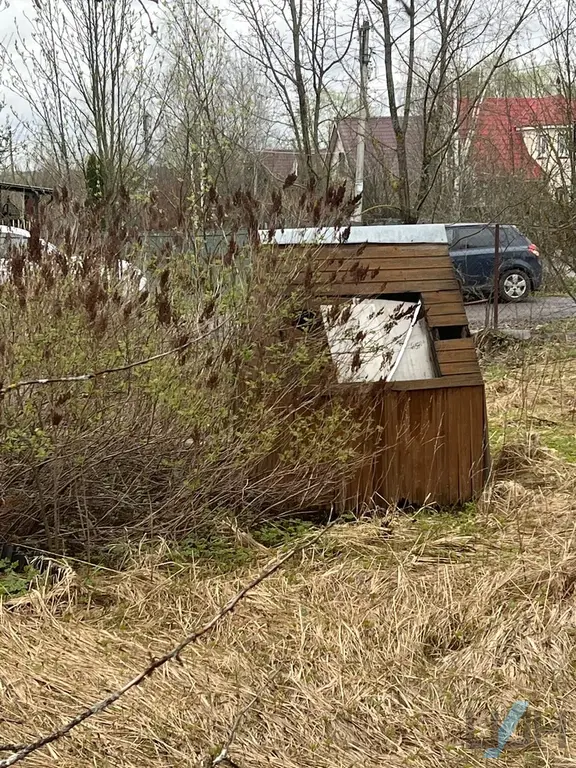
[460,96,575,178]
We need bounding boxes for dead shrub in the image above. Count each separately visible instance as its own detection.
[0,188,381,555]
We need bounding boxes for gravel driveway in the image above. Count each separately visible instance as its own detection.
[465,295,576,330]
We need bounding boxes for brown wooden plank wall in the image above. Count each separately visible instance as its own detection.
[278,240,489,505]
[338,383,488,506]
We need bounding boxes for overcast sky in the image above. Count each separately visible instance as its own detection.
[0,0,561,149]
[2,0,35,50]
[2,0,41,120]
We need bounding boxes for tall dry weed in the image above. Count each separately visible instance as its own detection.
[0,186,377,554]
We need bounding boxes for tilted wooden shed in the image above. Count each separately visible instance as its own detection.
[269,223,490,507]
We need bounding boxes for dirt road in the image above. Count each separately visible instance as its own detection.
[465,295,576,330]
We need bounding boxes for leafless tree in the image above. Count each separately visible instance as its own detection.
[2,0,162,203]
[538,0,576,195]
[158,0,273,230]
[216,0,360,187]
[513,1,576,289]
[367,0,540,222]
[0,0,12,172]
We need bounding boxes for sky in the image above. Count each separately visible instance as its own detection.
[0,0,564,160]
[1,0,35,115]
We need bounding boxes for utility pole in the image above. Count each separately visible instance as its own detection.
[8,127,15,181]
[351,19,370,224]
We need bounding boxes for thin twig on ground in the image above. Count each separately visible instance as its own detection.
[0,520,335,767]
[212,670,280,766]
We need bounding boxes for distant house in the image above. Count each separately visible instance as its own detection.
[0,181,53,227]
[251,148,329,193]
[329,117,422,178]
[460,96,576,191]
[327,116,422,220]
[255,148,299,185]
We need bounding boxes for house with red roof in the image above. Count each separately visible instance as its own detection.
[330,98,575,208]
[459,96,576,189]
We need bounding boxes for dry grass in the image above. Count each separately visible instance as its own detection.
[2,343,576,766]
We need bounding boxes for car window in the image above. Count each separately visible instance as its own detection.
[501,226,528,248]
[459,226,495,249]
[447,226,469,248]
[448,224,529,251]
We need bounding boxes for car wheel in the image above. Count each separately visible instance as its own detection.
[499,269,531,302]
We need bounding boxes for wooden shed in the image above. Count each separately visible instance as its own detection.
[0,182,53,228]
[269,223,490,507]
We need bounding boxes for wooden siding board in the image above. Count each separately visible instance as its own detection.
[297,267,457,283]
[421,290,465,305]
[446,389,461,502]
[427,313,469,327]
[469,385,488,496]
[435,338,477,352]
[419,392,436,503]
[313,256,454,273]
[397,392,415,501]
[409,392,424,503]
[397,392,411,501]
[379,390,398,502]
[308,279,459,296]
[458,387,473,500]
[436,349,479,364]
[287,243,450,260]
[425,302,470,317]
[434,389,451,504]
[440,361,481,376]
[387,374,483,390]
[431,389,449,502]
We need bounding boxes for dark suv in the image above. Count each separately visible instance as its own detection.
[445,224,542,302]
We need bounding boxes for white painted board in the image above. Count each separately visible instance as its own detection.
[261,224,448,245]
[320,299,437,383]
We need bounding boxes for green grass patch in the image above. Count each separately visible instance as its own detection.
[252,518,318,548]
[482,362,510,382]
[411,502,480,536]
[0,558,39,598]
[539,429,576,462]
[170,535,257,571]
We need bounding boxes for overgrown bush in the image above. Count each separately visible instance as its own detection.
[0,187,373,555]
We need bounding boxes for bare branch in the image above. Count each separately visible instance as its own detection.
[212,671,280,766]
[0,520,336,767]
[0,323,224,398]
